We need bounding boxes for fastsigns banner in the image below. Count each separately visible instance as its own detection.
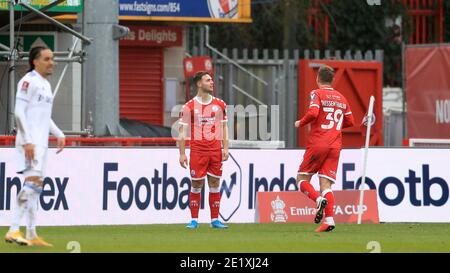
[119,0,252,23]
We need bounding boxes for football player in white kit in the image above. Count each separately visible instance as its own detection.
[4,46,65,247]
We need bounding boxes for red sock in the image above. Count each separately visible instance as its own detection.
[299,181,320,203]
[189,192,201,219]
[209,192,221,219]
[323,191,335,217]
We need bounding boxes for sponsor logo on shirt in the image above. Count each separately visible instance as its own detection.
[37,94,53,104]
[197,116,216,125]
[326,94,341,100]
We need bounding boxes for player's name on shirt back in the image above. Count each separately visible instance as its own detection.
[321,100,347,109]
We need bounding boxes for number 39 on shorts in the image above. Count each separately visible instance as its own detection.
[321,107,343,130]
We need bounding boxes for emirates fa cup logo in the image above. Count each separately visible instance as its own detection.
[270,196,288,223]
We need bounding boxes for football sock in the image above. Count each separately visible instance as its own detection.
[322,189,335,218]
[189,187,202,220]
[9,185,34,233]
[299,180,320,203]
[209,187,220,220]
[26,187,42,240]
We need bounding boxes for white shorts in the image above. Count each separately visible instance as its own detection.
[16,145,48,177]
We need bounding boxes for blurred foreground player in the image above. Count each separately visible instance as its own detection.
[178,71,229,229]
[4,46,65,246]
[295,65,354,232]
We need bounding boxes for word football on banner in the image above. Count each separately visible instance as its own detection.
[257,190,379,224]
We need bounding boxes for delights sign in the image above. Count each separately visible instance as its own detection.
[120,26,183,47]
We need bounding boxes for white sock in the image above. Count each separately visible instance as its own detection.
[26,190,40,240]
[8,187,33,233]
[324,217,335,226]
[209,187,220,193]
[26,228,37,240]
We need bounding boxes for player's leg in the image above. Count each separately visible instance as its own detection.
[314,177,335,232]
[297,147,324,206]
[297,173,317,200]
[207,176,227,229]
[187,152,208,229]
[207,151,227,229]
[187,178,205,229]
[298,173,328,224]
[22,174,52,246]
[5,146,35,246]
[315,148,340,232]
[4,174,35,246]
[23,147,52,246]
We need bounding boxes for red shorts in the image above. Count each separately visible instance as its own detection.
[298,147,341,183]
[189,151,223,180]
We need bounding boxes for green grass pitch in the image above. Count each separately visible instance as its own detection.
[1,223,449,253]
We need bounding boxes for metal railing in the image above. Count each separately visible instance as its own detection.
[204,25,268,87]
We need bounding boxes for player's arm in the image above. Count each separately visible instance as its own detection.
[15,98,32,144]
[222,121,229,161]
[342,104,355,129]
[295,91,320,128]
[15,79,34,161]
[295,107,319,127]
[178,125,188,168]
[178,105,189,168]
[49,119,66,154]
[221,103,229,161]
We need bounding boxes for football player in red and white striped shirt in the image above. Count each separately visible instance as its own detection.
[295,65,355,232]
